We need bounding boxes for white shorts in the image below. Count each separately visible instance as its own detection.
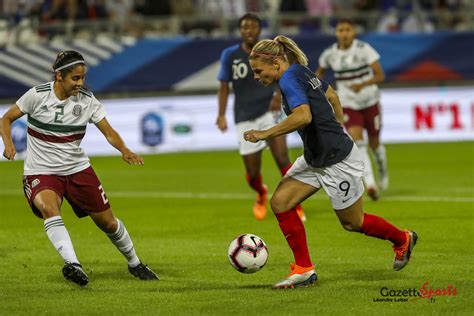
[287,144,365,210]
[235,112,278,155]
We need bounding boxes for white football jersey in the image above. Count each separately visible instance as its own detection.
[16,82,106,176]
[319,39,381,110]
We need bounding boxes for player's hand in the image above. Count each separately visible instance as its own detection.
[122,149,144,165]
[216,116,228,132]
[3,144,16,160]
[243,129,266,143]
[350,83,364,93]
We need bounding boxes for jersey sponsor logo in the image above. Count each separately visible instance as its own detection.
[233,58,243,64]
[31,178,40,188]
[72,104,83,117]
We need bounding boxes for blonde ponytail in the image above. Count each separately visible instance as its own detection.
[250,35,308,66]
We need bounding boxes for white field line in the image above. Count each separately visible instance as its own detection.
[0,190,472,203]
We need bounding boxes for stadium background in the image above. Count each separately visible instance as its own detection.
[0,1,473,315]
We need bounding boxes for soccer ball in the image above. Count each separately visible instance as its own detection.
[228,234,268,274]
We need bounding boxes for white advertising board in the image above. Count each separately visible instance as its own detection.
[0,86,473,161]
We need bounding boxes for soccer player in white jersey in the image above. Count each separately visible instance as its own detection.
[0,50,158,286]
[316,19,388,201]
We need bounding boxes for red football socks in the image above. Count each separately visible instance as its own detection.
[246,173,266,196]
[275,209,312,267]
[360,213,407,246]
[280,163,292,176]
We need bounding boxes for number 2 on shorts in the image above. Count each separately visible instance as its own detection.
[98,185,109,204]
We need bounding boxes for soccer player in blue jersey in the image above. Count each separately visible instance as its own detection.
[244,36,417,289]
[316,19,388,201]
[216,13,305,221]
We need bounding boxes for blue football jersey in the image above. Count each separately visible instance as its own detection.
[218,44,275,123]
[279,64,353,167]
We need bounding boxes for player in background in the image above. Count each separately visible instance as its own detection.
[244,36,417,289]
[216,13,305,221]
[0,51,158,286]
[316,18,388,201]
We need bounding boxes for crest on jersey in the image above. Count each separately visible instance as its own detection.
[72,104,82,117]
[31,178,40,188]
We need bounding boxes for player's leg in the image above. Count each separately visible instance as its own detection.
[328,146,416,271]
[267,134,306,221]
[33,190,83,265]
[25,174,89,286]
[67,166,158,280]
[242,151,268,220]
[335,197,417,271]
[270,157,320,289]
[345,108,378,200]
[89,209,158,280]
[365,103,389,190]
[236,117,268,220]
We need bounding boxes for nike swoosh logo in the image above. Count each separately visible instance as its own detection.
[233,59,242,64]
[342,198,350,203]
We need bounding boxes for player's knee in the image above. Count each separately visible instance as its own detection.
[270,194,290,213]
[340,219,362,232]
[39,203,60,218]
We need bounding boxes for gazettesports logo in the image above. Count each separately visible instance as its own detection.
[373,281,457,303]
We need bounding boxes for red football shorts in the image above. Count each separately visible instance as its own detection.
[23,166,111,219]
[343,102,381,137]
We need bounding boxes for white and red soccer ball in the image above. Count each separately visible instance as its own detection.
[228,234,268,274]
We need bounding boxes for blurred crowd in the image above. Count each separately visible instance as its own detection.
[0,0,472,42]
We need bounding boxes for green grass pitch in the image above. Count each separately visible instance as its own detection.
[0,142,472,315]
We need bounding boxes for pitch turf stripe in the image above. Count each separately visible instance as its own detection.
[28,116,87,133]
[28,128,85,143]
[1,190,472,203]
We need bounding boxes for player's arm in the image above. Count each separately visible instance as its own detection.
[216,81,229,132]
[350,61,385,92]
[95,117,144,165]
[1,105,25,160]
[325,85,344,125]
[315,66,326,79]
[244,104,311,142]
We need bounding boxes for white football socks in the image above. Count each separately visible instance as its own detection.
[373,144,389,190]
[106,219,140,267]
[355,140,377,189]
[373,144,387,174]
[44,216,80,264]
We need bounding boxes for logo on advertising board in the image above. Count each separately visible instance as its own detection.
[11,120,27,153]
[141,112,164,146]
